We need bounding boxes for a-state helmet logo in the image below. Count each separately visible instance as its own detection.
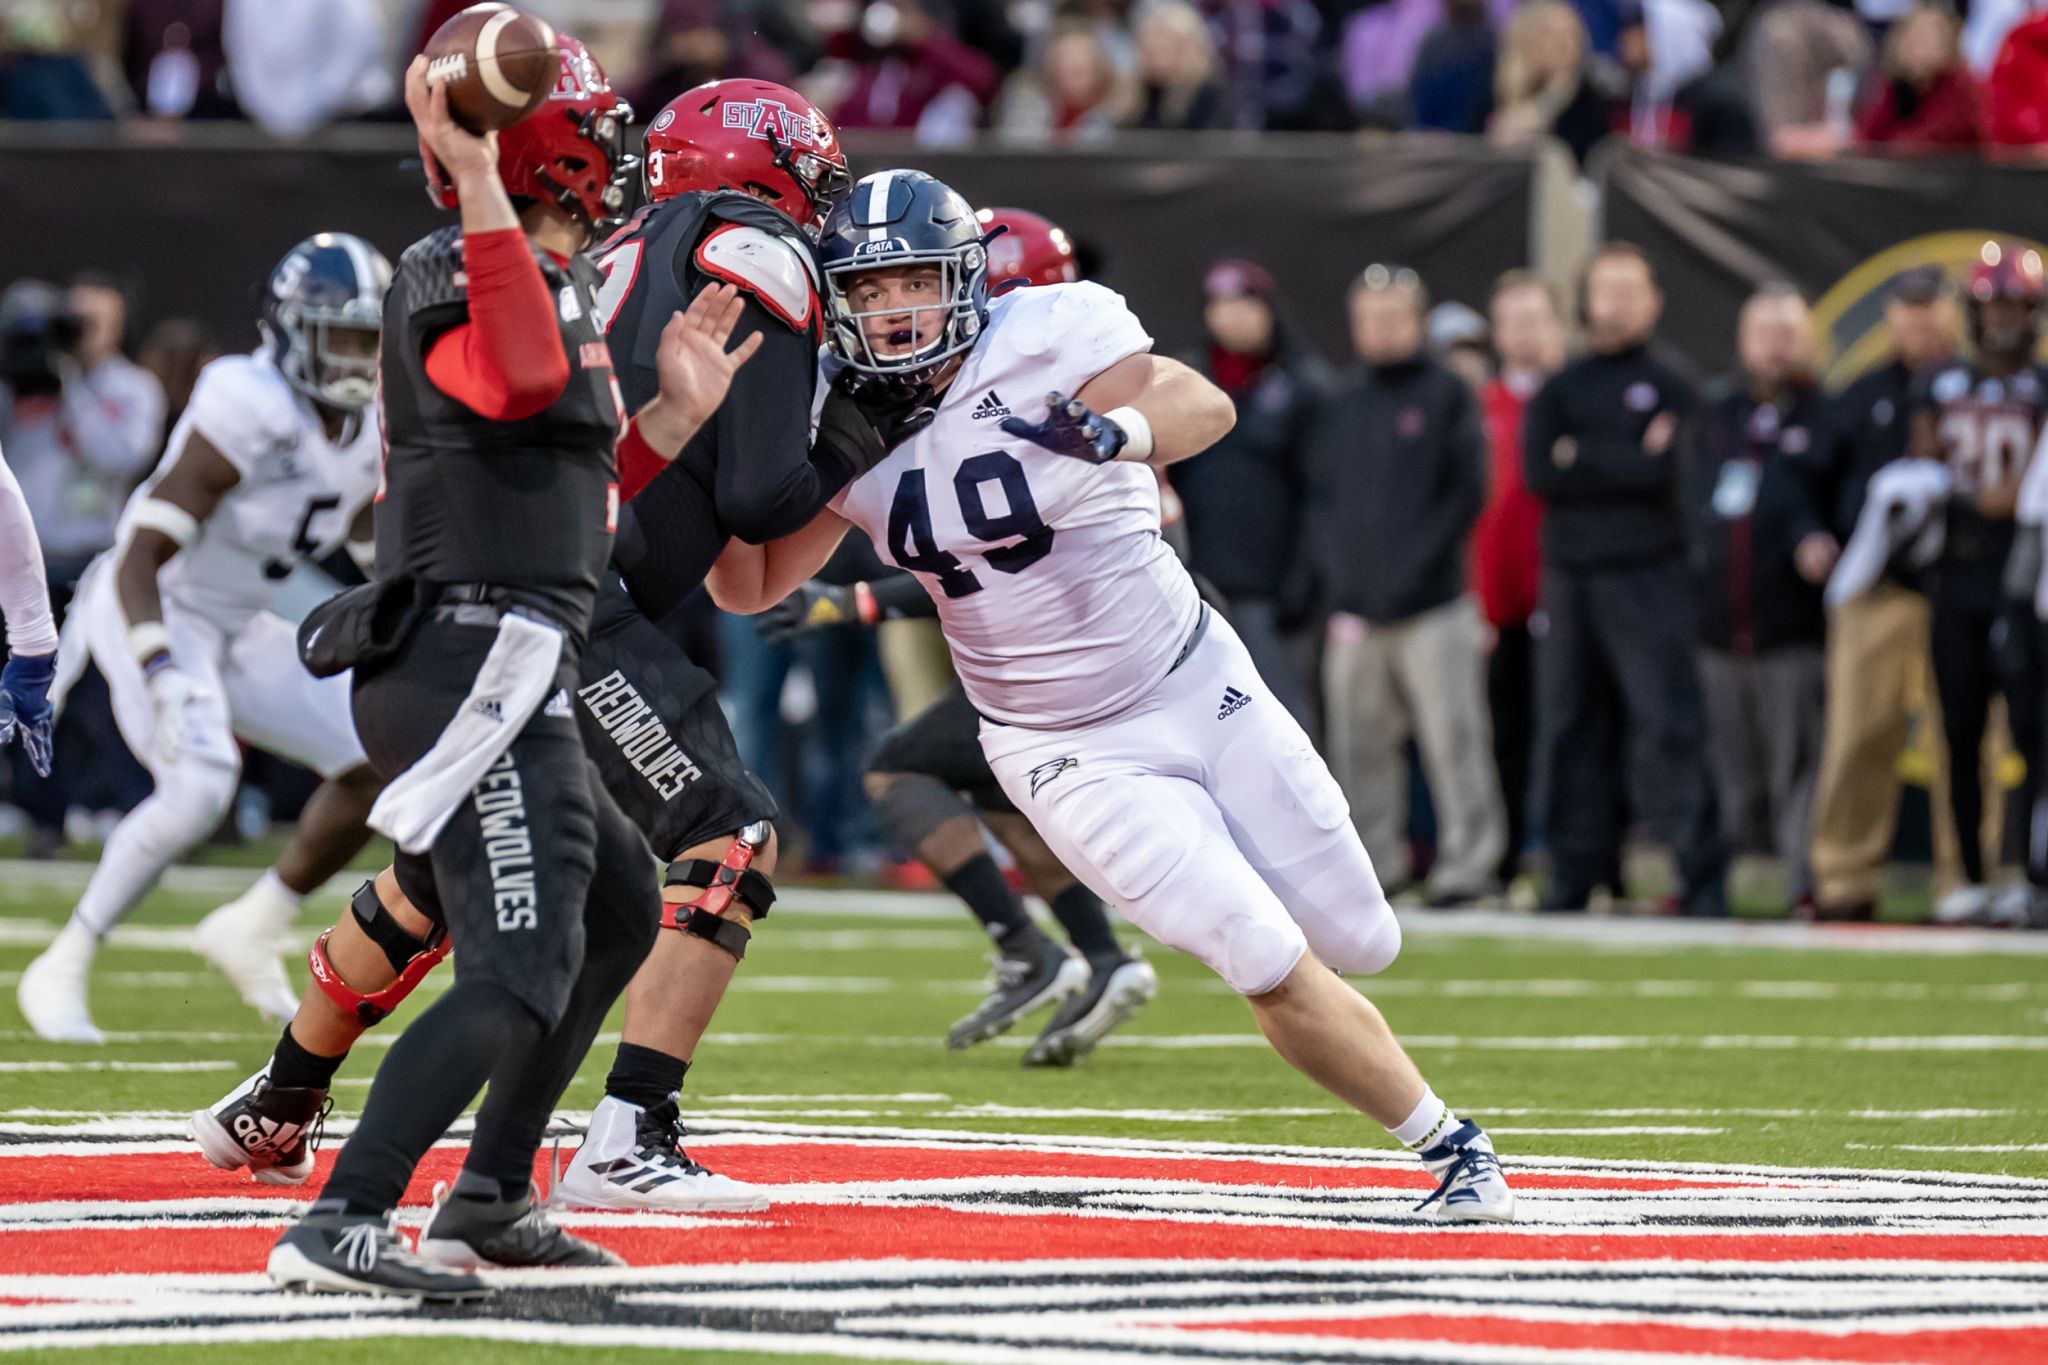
[723,98,822,149]
[553,49,596,100]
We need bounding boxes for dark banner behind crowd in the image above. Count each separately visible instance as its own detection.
[1600,146,2048,381]
[0,131,1533,365]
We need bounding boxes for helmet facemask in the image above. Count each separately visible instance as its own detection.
[825,243,987,381]
[266,300,381,413]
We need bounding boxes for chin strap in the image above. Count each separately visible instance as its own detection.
[660,821,776,960]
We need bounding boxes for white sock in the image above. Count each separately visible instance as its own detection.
[248,869,305,919]
[1388,1086,1460,1153]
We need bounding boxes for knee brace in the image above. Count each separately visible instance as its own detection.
[661,821,775,960]
[307,880,451,1026]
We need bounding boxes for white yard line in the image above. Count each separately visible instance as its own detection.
[0,1061,230,1073]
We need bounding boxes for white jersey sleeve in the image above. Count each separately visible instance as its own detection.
[1000,281,1152,400]
[177,354,305,480]
[0,438,57,655]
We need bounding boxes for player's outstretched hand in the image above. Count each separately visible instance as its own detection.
[1000,392,1127,465]
[0,653,55,777]
[404,54,498,192]
[757,580,862,644]
[648,284,763,446]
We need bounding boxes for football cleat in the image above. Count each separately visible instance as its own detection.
[1934,882,1997,925]
[269,1203,489,1300]
[1414,1121,1516,1223]
[1022,956,1158,1067]
[17,921,105,1044]
[1984,882,2043,930]
[193,880,301,1023]
[189,1066,329,1185]
[555,1096,769,1212]
[417,1180,623,1270]
[946,940,1089,1050]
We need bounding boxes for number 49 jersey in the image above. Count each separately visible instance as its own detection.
[120,351,379,632]
[830,281,1201,730]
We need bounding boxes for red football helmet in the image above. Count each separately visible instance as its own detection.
[1967,239,2045,355]
[975,207,1079,295]
[643,79,851,232]
[428,34,636,233]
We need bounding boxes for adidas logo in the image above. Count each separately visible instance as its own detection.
[472,697,504,723]
[230,1112,305,1159]
[543,688,572,719]
[971,390,1012,421]
[1217,687,1250,719]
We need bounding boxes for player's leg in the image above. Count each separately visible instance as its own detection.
[984,806,1158,1067]
[195,613,384,1020]
[1930,595,1996,918]
[867,690,1081,1047]
[421,772,655,1271]
[190,867,445,1183]
[19,586,239,1043]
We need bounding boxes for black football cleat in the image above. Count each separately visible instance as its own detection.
[417,1180,623,1270]
[190,1066,329,1185]
[1023,956,1158,1067]
[946,940,1089,1050]
[268,1203,490,1300]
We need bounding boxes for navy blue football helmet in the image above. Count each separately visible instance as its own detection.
[818,170,989,381]
[259,233,391,412]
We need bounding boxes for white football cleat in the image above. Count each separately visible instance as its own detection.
[1934,882,1996,925]
[1414,1121,1516,1223]
[193,876,301,1023]
[554,1096,769,1212]
[17,921,105,1043]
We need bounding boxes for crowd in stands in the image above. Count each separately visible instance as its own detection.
[4,0,2048,157]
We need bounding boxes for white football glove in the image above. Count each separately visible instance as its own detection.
[144,661,207,767]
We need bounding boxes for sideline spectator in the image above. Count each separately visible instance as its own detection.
[995,23,1126,143]
[123,0,236,120]
[1476,270,1564,885]
[1686,285,1832,908]
[1,1,114,120]
[224,0,389,137]
[1739,0,1874,159]
[1857,3,1983,152]
[1808,267,1962,920]
[1986,8,2048,148]
[1129,0,1227,130]
[626,0,804,114]
[1523,242,1727,915]
[1614,0,1756,156]
[1408,0,1499,133]
[1212,0,1351,130]
[1429,301,1493,393]
[1170,259,1322,722]
[1963,0,2042,76]
[819,0,1001,141]
[1487,0,1617,165]
[1309,266,1505,903]
[1345,0,1511,123]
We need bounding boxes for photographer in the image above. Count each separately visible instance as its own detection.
[0,274,163,851]
[0,274,166,589]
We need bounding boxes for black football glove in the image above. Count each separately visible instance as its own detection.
[811,370,939,490]
[757,580,867,644]
[999,391,1128,465]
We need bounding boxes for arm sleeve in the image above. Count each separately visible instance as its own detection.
[421,228,569,421]
[0,441,58,655]
[711,303,844,543]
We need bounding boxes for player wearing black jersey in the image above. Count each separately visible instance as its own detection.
[262,44,763,1299]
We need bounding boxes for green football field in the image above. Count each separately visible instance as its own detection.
[2,857,2046,1363]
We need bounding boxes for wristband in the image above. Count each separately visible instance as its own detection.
[853,581,879,626]
[126,622,172,670]
[1105,406,1154,461]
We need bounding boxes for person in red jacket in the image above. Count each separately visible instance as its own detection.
[1858,3,1983,152]
[1474,270,1563,886]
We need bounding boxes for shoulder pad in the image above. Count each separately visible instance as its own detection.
[695,225,820,333]
[185,354,302,470]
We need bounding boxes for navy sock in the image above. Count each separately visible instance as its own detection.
[1048,884,1123,966]
[605,1041,689,1110]
[271,1024,345,1092]
[944,852,1044,954]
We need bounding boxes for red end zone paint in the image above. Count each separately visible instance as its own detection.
[1181,1314,2048,1365]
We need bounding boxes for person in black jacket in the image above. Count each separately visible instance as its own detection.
[1170,258,1322,721]
[1306,265,1506,903]
[1523,242,1727,915]
[1685,285,1834,909]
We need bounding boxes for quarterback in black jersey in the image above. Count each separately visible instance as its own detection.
[262,42,764,1299]
[200,78,912,1224]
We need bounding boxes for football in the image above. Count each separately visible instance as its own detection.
[421,3,559,134]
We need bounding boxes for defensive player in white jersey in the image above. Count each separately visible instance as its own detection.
[712,170,1515,1219]
[18,235,390,1043]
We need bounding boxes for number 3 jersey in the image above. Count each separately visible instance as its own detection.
[115,351,379,633]
[829,281,1201,730]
